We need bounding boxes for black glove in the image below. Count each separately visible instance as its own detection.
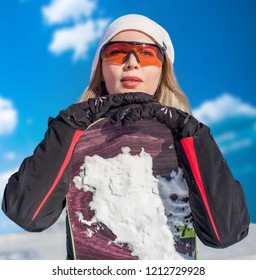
[58,92,157,130]
[110,102,202,138]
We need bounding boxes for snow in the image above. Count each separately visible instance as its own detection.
[73,147,182,260]
[157,169,192,238]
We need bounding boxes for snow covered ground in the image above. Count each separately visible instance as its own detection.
[0,212,255,260]
[198,223,256,260]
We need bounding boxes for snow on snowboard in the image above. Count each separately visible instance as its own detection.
[66,118,197,259]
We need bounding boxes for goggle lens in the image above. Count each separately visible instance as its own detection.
[101,41,165,67]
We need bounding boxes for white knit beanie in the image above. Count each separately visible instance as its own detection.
[90,14,175,80]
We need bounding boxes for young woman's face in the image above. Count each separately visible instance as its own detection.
[102,30,163,95]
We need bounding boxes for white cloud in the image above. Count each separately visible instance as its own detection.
[214,129,255,155]
[220,138,252,155]
[42,0,109,60]
[0,169,16,197]
[193,93,256,125]
[3,152,17,161]
[49,19,109,60]
[192,94,256,155]
[42,0,96,25]
[215,132,236,143]
[0,96,18,135]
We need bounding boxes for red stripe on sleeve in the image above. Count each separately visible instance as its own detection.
[180,136,221,243]
[32,129,83,221]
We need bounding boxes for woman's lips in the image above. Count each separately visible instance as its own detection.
[121,76,143,87]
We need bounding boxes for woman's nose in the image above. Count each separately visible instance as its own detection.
[123,51,140,69]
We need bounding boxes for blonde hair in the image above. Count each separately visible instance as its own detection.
[79,56,192,114]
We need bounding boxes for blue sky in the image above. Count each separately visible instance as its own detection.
[0,0,256,233]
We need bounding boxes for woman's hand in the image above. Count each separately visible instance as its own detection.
[109,102,202,138]
[58,92,156,129]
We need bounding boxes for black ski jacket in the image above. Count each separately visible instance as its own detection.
[1,102,250,255]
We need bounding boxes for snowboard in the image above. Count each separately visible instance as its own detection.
[66,118,197,260]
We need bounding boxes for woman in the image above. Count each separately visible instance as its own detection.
[2,14,250,259]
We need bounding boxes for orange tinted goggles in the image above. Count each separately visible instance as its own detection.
[100,41,165,67]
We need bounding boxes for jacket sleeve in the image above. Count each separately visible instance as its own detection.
[175,124,250,248]
[1,116,83,232]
